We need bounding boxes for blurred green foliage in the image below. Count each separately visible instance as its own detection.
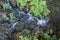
[18,35,38,40]
[17,0,27,9]
[9,12,15,22]
[2,0,50,18]
[2,3,15,21]
[3,3,10,10]
[16,0,50,18]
